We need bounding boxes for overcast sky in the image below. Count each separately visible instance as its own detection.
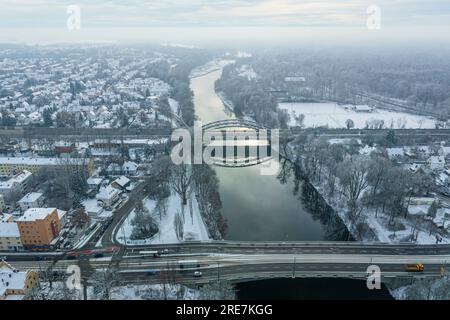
[0,0,449,44]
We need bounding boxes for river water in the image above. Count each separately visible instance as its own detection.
[191,68,343,242]
[190,65,392,299]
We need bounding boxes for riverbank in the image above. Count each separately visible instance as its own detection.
[216,91,235,113]
[190,59,234,79]
[116,194,210,245]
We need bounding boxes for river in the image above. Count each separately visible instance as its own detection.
[190,64,392,299]
[191,68,345,242]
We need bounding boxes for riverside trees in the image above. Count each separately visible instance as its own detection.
[146,155,227,239]
[291,135,435,239]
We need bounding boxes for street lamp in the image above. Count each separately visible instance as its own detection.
[217,263,220,282]
[292,257,296,279]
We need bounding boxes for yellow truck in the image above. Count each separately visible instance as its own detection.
[405,264,424,272]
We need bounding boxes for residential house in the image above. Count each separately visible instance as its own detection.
[0,261,38,300]
[18,192,44,212]
[0,170,33,197]
[106,163,122,175]
[0,157,94,177]
[111,176,130,191]
[87,177,104,191]
[96,185,120,208]
[0,222,23,251]
[122,161,138,175]
[352,105,373,113]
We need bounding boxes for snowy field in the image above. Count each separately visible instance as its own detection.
[38,282,198,300]
[190,59,235,78]
[278,102,436,129]
[116,193,210,245]
[109,284,198,300]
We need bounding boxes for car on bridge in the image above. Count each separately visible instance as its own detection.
[193,271,202,278]
[139,250,161,257]
[405,263,425,272]
[147,269,158,276]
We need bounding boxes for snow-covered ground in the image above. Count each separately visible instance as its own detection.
[237,65,257,80]
[279,102,436,129]
[116,193,210,245]
[312,171,448,245]
[168,98,179,115]
[108,284,198,300]
[285,142,449,245]
[37,281,199,300]
[190,59,235,78]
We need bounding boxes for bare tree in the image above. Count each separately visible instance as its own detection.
[158,262,179,300]
[337,157,369,220]
[153,197,168,221]
[345,118,355,130]
[170,163,192,206]
[90,268,119,300]
[174,211,184,241]
[130,199,158,240]
[198,281,236,300]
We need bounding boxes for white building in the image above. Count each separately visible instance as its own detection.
[96,185,120,208]
[106,163,122,175]
[87,177,104,191]
[427,156,445,171]
[0,170,33,197]
[0,222,23,251]
[18,192,44,212]
[122,161,138,175]
[112,176,130,190]
[352,105,373,113]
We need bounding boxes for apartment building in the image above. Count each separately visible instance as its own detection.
[0,157,94,177]
[16,208,60,249]
[0,222,23,251]
[18,192,44,211]
[0,170,33,197]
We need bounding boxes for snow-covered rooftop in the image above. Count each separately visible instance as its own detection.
[0,170,32,189]
[18,192,43,204]
[0,262,27,298]
[87,177,103,186]
[0,157,86,166]
[113,176,130,188]
[0,222,20,237]
[96,186,119,201]
[16,208,56,222]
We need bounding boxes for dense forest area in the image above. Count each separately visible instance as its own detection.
[145,47,212,126]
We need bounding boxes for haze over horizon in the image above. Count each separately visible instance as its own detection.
[0,0,449,46]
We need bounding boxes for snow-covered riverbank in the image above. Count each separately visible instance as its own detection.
[116,193,210,245]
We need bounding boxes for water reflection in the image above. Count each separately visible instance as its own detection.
[192,63,350,242]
